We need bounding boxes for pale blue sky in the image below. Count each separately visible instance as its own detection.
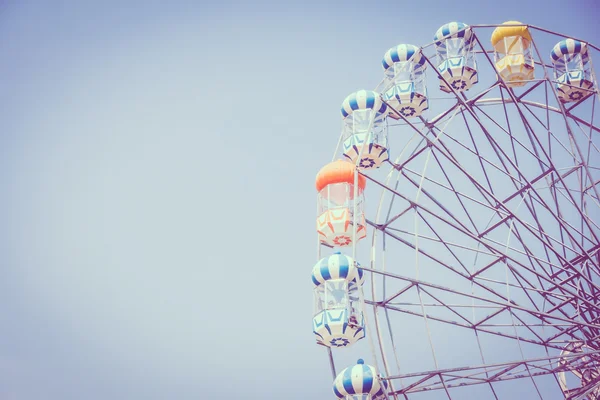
[0,1,598,399]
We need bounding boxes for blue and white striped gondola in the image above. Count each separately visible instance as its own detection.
[340,90,389,170]
[551,39,596,103]
[333,359,389,400]
[434,22,479,93]
[381,44,428,119]
[312,252,366,348]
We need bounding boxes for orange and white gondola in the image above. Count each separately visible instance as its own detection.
[315,160,367,247]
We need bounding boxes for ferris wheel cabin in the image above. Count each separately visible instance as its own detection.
[315,160,367,247]
[382,44,428,119]
[341,90,389,170]
[434,22,479,93]
[333,359,388,400]
[551,39,596,102]
[312,253,365,348]
[491,21,535,87]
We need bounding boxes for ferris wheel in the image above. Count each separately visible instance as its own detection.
[312,21,600,400]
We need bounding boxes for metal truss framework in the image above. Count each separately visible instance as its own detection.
[325,24,600,400]
[385,350,600,395]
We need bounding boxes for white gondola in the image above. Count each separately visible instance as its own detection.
[381,44,428,119]
[551,39,596,103]
[333,359,389,400]
[341,90,389,170]
[434,22,478,93]
[312,253,365,348]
